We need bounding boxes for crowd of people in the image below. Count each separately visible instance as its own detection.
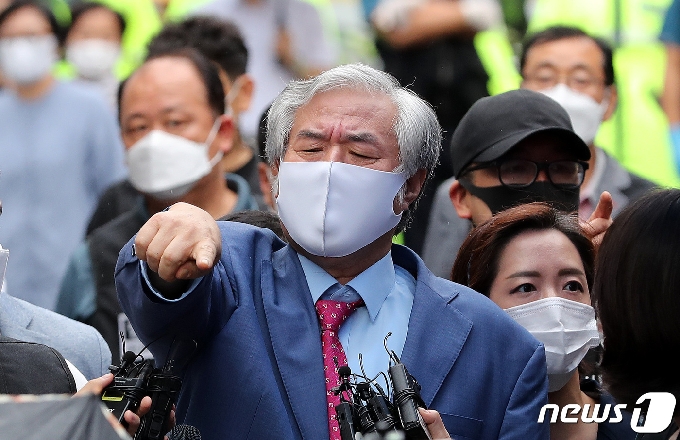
[0,0,679,439]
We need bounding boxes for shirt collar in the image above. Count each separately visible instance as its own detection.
[297,251,396,322]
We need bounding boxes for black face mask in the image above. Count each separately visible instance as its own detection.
[459,180,580,215]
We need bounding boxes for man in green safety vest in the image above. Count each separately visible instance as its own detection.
[527,0,680,187]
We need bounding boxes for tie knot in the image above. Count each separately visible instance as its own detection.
[315,299,364,333]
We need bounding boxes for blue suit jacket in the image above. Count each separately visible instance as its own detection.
[116,222,549,440]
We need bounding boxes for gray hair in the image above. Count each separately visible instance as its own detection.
[265,63,441,179]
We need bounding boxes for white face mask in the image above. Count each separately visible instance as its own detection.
[0,35,57,85]
[126,120,223,200]
[66,39,120,81]
[540,83,609,145]
[276,161,406,257]
[505,297,601,392]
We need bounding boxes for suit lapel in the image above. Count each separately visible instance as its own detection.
[261,246,329,440]
[397,250,473,407]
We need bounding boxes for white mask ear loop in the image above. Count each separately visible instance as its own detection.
[224,76,244,116]
[205,118,224,167]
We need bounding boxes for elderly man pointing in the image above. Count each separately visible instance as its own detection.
[115,64,549,440]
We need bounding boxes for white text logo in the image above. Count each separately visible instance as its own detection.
[538,392,676,433]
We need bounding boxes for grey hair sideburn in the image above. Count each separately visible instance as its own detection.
[265,63,441,180]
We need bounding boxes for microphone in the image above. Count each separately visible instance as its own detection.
[167,424,202,440]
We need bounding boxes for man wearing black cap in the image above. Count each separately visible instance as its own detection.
[422,89,613,278]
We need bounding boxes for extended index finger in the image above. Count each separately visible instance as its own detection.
[588,191,613,223]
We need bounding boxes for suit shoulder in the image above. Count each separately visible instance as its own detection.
[421,273,542,350]
[10,294,104,342]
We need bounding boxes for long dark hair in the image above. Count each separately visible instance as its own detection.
[593,189,680,410]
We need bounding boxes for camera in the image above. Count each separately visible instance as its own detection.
[333,334,433,440]
[101,335,195,440]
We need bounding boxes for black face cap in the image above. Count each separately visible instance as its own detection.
[449,89,591,178]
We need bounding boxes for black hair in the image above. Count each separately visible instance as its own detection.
[118,48,225,121]
[257,104,271,160]
[0,0,60,40]
[218,210,285,240]
[147,15,247,82]
[593,189,680,412]
[67,2,126,39]
[520,26,615,86]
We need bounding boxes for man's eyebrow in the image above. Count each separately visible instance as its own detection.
[343,132,379,144]
[295,129,327,140]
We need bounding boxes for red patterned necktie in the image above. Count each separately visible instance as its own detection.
[315,299,364,440]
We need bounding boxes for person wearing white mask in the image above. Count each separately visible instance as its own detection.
[0,0,126,311]
[56,48,258,359]
[421,26,657,279]
[451,202,636,440]
[520,26,656,221]
[63,2,125,110]
[113,63,551,440]
[84,16,265,235]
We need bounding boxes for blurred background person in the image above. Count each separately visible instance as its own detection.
[85,15,265,236]
[521,26,657,220]
[593,188,680,439]
[57,48,257,358]
[62,1,125,110]
[194,0,338,146]
[146,16,264,209]
[661,0,680,177]
[0,0,126,311]
[525,0,680,189]
[451,202,635,440]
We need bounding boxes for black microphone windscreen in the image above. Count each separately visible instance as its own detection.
[168,424,202,440]
[338,365,351,378]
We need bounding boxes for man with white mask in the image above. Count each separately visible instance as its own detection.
[0,0,126,311]
[56,48,258,359]
[520,26,657,221]
[421,26,656,279]
[84,15,265,235]
[115,63,550,440]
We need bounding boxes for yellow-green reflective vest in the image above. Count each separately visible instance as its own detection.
[528,0,680,187]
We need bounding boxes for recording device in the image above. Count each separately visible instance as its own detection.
[101,335,195,440]
[333,334,433,440]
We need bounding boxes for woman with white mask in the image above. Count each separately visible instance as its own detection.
[451,202,636,440]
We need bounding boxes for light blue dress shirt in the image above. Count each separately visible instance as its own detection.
[141,247,416,392]
[297,251,416,392]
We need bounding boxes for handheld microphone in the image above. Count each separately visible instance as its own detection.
[167,425,201,440]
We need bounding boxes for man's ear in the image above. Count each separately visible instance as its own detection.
[602,84,618,121]
[449,179,473,219]
[231,74,255,114]
[397,169,427,213]
[215,115,235,155]
[258,162,275,209]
